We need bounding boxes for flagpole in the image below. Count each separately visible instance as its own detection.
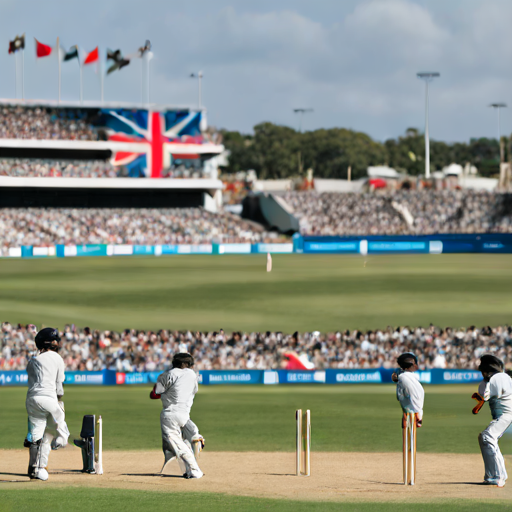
[147,52,153,106]
[80,62,83,104]
[57,37,61,103]
[14,52,18,99]
[21,49,25,100]
[100,49,104,104]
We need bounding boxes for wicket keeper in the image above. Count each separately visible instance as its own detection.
[472,354,512,487]
[25,328,70,480]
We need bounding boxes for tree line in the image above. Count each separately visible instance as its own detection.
[221,123,503,180]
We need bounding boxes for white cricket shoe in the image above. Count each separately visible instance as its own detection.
[185,469,204,479]
[31,468,49,481]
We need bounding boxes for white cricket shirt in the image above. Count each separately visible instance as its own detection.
[478,372,512,419]
[155,367,198,413]
[396,371,425,418]
[26,351,65,400]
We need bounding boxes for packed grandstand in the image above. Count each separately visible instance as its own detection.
[0,208,283,251]
[283,190,512,235]
[1,322,510,372]
[1,190,512,252]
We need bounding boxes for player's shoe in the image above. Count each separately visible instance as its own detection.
[30,468,49,481]
[184,470,204,479]
[483,479,506,487]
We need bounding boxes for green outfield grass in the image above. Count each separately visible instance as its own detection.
[0,254,511,332]
[2,385,509,454]
[0,488,509,512]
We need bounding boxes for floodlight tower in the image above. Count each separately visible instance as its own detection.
[417,72,440,179]
[489,102,507,160]
[293,108,314,133]
[190,71,203,108]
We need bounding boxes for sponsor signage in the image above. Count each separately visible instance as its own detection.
[304,242,358,253]
[327,370,382,384]
[0,371,28,385]
[278,371,326,383]
[256,243,293,254]
[368,241,427,253]
[65,372,104,385]
[202,370,263,385]
[441,370,481,383]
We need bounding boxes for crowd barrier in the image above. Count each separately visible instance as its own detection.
[4,234,512,258]
[0,368,483,386]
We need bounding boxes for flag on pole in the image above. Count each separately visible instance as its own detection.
[106,48,130,74]
[63,45,79,61]
[84,46,99,65]
[35,38,52,58]
[8,34,25,54]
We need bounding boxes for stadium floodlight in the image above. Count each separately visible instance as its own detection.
[190,71,203,109]
[417,72,440,179]
[293,108,314,133]
[489,103,507,144]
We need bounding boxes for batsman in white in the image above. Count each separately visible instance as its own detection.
[150,352,204,479]
[471,354,512,487]
[392,352,424,428]
[25,327,70,481]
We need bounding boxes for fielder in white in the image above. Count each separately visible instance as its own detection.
[25,327,70,481]
[150,352,204,479]
[472,354,512,487]
[392,352,424,428]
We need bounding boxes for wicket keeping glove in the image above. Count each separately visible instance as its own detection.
[471,392,485,414]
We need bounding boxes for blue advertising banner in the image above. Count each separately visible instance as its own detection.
[76,245,108,257]
[326,369,382,383]
[0,371,28,385]
[303,241,359,253]
[65,371,104,385]
[201,370,264,385]
[133,245,155,256]
[277,370,326,384]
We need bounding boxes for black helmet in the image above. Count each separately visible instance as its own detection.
[35,327,61,352]
[397,352,418,370]
[172,352,194,368]
[478,354,504,374]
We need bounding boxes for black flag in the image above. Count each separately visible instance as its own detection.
[8,34,25,54]
[107,49,130,74]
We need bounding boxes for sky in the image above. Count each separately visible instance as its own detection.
[1,0,512,142]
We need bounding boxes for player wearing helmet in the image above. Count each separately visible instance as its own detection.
[392,352,424,428]
[472,354,512,487]
[149,352,203,479]
[25,327,70,480]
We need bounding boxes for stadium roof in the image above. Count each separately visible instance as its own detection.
[0,98,203,113]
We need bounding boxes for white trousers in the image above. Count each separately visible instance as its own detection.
[26,396,70,468]
[478,413,512,483]
[161,409,202,477]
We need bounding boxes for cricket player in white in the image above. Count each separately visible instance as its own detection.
[25,328,70,481]
[150,352,203,479]
[472,354,512,487]
[392,352,425,427]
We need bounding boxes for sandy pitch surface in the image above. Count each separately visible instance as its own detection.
[1,448,511,503]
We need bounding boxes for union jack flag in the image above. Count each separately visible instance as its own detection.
[96,109,204,178]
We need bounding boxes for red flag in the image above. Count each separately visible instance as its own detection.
[35,38,52,58]
[84,47,99,65]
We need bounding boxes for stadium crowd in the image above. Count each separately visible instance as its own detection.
[0,208,281,251]
[283,190,512,235]
[0,159,121,178]
[0,106,97,140]
[1,323,510,372]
